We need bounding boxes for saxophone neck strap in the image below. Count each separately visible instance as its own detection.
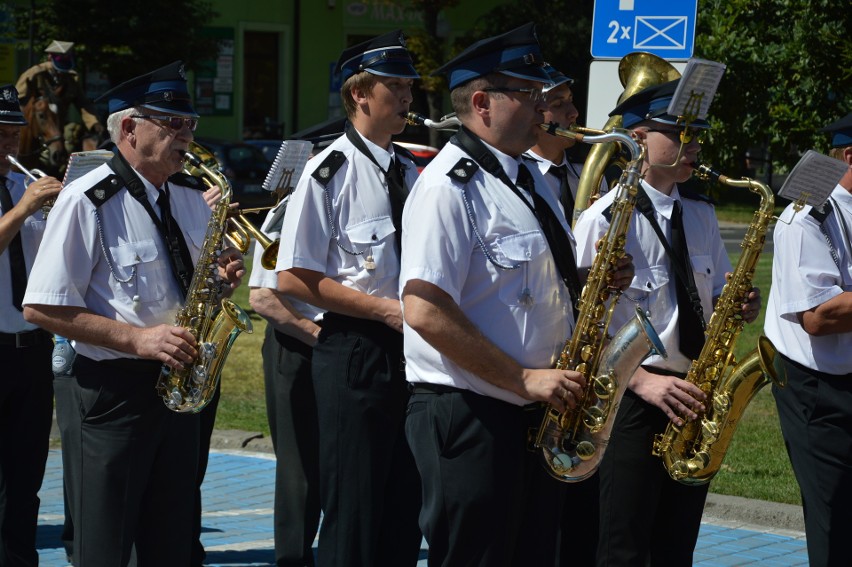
[635,185,705,328]
[109,152,193,297]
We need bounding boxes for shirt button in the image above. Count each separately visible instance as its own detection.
[525,250,531,258]
[371,234,378,241]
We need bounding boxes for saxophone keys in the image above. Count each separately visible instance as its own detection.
[575,440,596,461]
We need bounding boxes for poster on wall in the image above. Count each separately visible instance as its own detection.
[196,27,234,116]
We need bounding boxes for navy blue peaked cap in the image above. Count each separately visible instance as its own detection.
[96,61,197,117]
[821,112,852,148]
[433,23,551,90]
[543,63,573,92]
[0,84,26,125]
[337,30,419,83]
[611,79,710,129]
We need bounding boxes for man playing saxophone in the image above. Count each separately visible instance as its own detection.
[573,79,761,566]
[765,112,852,567]
[401,24,633,565]
[22,61,245,566]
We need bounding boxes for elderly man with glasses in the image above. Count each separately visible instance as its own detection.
[22,60,245,567]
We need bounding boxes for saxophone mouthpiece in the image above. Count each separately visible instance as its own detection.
[405,112,426,126]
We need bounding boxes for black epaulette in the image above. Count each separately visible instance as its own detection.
[808,200,833,224]
[168,171,206,191]
[446,158,479,185]
[680,188,716,206]
[601,203,614,223]
[84,174,123,207]
[311,150,347,187]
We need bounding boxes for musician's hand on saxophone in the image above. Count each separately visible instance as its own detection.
[609,252,635,290]
[521,368,586,413]
[216,246,246,294]
[629,367,706,427]
[721,272,762,324]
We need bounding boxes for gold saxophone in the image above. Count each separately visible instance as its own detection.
[651,164,785,484]
[155,147,253,413]
[534,123,667,482]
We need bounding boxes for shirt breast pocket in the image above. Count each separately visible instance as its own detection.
[690,254,716,313]
[345,216,397,277]
[494,231,548,306]
[110,239,166,303]
[624,265,670,327]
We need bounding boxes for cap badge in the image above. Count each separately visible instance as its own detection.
[178,64,187,80]
[1,89,13,102]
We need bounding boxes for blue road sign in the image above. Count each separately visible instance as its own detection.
[591,0,697,60]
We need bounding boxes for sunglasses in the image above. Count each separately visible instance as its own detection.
[646,127,706,144]
[132,115,198,132]
[483,86,548,103]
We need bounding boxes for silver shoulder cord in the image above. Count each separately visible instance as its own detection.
[460,184,520,271]
[819,197,845,275]
[95,208,136,284]
[322,174,368,257]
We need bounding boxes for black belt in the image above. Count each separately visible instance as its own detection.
[409,382,466,395]
[0,329,53,348]
[641,365,688,379]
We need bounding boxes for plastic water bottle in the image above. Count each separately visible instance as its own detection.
[52,336,76,376]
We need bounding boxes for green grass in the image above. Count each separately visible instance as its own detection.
[218,244,802,505]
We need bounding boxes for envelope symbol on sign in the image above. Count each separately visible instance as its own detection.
[634,16,687,50]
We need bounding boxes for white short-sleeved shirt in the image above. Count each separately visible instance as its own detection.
[524,149,608,219]
[765,185,852,374]
[1,171,46,333]
[23,161,213,361]
[276,129,418,301]
[573,180,731,372]
[248,197,323,322]
[400,140,576,407]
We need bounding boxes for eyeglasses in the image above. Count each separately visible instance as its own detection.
[483,86,548,103]
[646,127,706,144]
[132,115,198,132]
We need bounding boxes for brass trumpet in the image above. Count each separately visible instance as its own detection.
[7,154,53,218]
[226,208,279,270]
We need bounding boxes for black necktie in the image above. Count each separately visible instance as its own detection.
[517,164,582,312]
[156,187,195,298]
[0,176,27,311]
[670,200,705,359]
[548,164,575,224]
[386,158,406,253]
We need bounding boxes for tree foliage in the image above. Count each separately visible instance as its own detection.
[696,0,852,176]
[12,0,219,85]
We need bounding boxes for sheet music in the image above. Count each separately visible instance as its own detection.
[778,150,848,208]
[262,140,313,193]
[667,58,726,120]
[62,150,114,186]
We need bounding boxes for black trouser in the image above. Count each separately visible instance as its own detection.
[263,325,321,567]
[774,355,852,567]
[312,313,421,567]
[596,390,708,567]
[191,378,220,566]
[55,355,199,567]
[0,339,53,567]
[559,472,599,567]
[406,388,564,567]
